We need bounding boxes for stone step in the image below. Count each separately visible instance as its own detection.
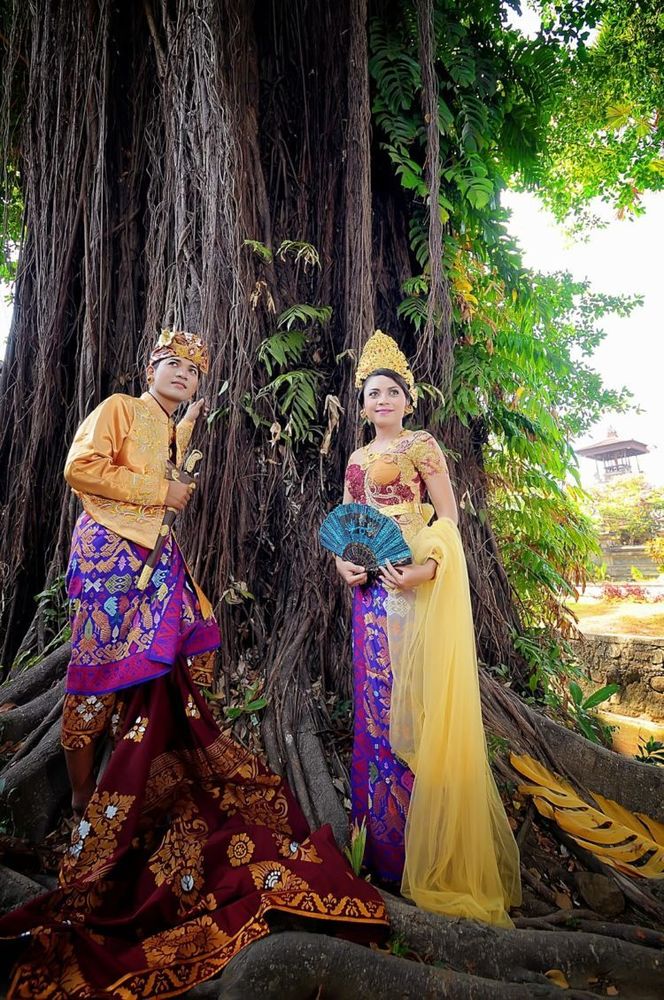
[596,708,664,758]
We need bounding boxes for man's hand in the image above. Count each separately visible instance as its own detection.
[164,479,195,511]
[183,398,208,423]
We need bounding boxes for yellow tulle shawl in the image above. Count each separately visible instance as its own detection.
[388,518,521,926]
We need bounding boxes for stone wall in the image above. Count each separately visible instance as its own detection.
[570,634,664,722]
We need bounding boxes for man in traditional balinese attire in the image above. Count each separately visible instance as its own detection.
[0,330,387,999]
[60,328,218,815]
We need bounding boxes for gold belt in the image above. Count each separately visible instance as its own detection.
[378,502,434,523]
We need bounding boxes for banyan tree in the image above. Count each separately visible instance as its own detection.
[1,1,663,995]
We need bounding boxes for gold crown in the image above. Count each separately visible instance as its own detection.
[355,330,415,397]
[150,328,209,374]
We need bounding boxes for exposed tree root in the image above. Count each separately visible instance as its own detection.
[0,644,70,708]
[0,647,71,838]
[0,865,43,913]
[212,930,594,999]
[481,672,664,821]
[296,708,350,847]
[515,911,664,949]
[0,875,660,998]
[382,893,664,999]
[0,722,68,840]
[0,681,63,745]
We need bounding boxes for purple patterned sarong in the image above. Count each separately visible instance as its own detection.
[350,581,414,883]
[65,513,220,695]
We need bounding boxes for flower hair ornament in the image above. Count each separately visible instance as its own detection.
[149,328,210,375]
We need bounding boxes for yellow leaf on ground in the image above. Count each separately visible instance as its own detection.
[510,753,664,879]
[545,969,570,989]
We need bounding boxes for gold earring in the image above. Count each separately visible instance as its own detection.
[405,404,413,415]
[360,408,367,420]
[147,373,155,386]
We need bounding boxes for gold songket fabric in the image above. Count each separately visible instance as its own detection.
[388,517,522,927]
[345,429,446,545]
[64,392,194,549]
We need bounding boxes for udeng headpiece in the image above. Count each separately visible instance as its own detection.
[150,328,209,375]
[355,330,415,400]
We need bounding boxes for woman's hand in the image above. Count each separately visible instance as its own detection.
[335,556,368,588]
[183,398,208,423]
[379,558,437,592]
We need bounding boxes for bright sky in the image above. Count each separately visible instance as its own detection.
[504,190,664,489]
[503,5,664,489]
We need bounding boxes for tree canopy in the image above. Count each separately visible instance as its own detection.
[589,474,664,546]
[535,0,664,219]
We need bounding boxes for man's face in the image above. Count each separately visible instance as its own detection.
[149,356,200,406]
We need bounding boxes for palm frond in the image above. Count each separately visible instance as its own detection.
[511,753,664,878]
[275,239,321,268]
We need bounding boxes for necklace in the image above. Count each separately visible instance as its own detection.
[365,428,407,458]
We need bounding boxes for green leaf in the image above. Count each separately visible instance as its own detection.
[344,817,367,876]
[277,304,332,330]
[575,715,600,744]
[243,238,273,263]
[258,330,307,375]
[258,370,322,445]
[206,406,227,426]
[582,683,620,710]
[568,681,584,706]
[245,697,268,712]
[605,102,634,130]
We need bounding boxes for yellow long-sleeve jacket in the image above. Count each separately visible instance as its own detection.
[64,392,195,549]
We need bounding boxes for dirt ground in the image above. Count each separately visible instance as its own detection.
[568,596,664,638]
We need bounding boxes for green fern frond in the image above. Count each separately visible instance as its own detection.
[277,303,332,330]
[243,239,273,263]
[397,295,427,331]
[259,369,321,444]
[257,330,307,376]
[276,240,321,268]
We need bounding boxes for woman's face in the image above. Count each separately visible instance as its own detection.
[362,374,408,430]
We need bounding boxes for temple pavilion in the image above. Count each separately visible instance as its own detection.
[576,427,650,482]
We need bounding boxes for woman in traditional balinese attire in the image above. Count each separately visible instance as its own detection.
[0,330,387,999]
[335,330,521,927]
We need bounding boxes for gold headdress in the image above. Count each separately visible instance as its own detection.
[149,328,209,375]
[355,330,415,399]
